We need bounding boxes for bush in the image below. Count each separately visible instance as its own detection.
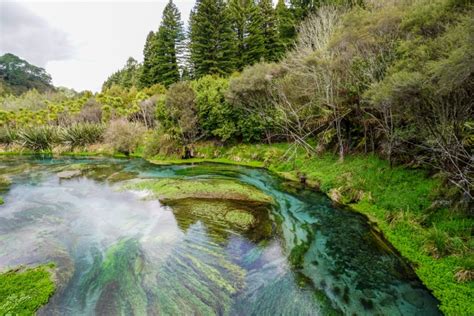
[104,119,145,155]
[59,123,105,149]
[143,129,181,158]
[75,99,102,123]
[17,126,58,151]
[0,127,18,146]
[165,82,199,145]
[191,76,238,142]
[226,63,282,142]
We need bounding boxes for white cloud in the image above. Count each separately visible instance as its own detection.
[0,0,195,92]
[0,1,75,66]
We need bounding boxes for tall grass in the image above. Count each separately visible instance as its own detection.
[59,123,105,149]
[0,127,18,147]
[17,126,58,151]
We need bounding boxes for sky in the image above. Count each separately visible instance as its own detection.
[0,0,194,92]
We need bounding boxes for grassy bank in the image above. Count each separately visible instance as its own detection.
[1,143,472,315]
[0,264,56,315]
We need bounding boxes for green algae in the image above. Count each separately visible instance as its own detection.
[0,264,56,315]
[79,239,148,315]
[124,178,273,204]
[168,198,273,241]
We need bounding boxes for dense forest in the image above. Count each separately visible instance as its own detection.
[0,0,473,313]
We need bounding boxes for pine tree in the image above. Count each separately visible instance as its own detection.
[139,31,157,88]
[228,0,248,70]
[154,0,185,87]
[244,1,265,65]
[258,0,283,61]
[190,0,236,77]
[290,0,320,21]
[276,0,296,50]
[228,0,265,69]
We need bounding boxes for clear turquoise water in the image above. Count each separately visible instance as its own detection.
[0,156,440,315]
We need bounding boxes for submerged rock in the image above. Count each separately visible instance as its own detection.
[56,170,82,179]
[123,178,274,204]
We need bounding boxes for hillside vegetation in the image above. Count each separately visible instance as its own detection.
[0,53,54,96]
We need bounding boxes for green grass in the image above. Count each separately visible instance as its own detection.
[0,264,56,315]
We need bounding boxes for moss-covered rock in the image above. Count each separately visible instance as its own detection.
[0,264,56,315]
[168,198,272,235]
[124,178,273,204]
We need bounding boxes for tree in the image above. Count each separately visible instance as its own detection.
[139,31,158,88]
[276,0,296,50]
[228,0,265,69]
[189,0,236,77]
[259,0,283,61]
[103,57,141,90]
[290,0,319,22]
[0,53,54,95]
[244,1,266,65]
[154,0,185,87]
[165,82,199,145]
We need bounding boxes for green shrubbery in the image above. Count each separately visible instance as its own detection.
[17,126,58,151]
[60,123,105,150]
[104,119,146,156]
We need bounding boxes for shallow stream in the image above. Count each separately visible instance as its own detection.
[0,156,440,315]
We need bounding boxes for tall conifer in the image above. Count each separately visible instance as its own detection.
[259,0,282,61]
[155,0,185,87]
[139,31,157,88]
[276,0,296,50]
[190,0,236,77]
[228,0,265,69]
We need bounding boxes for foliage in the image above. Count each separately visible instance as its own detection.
[153,0,185,87]
[190,0,237,77]
[192,76,238,141]
[0,53,54,96]
[104,119,146,155]
[163,81,199,145]
[276,0,296,49]
[0,264,56,315]
[228,0,265,70]
[17,125,58,151]
[59,123,105,149]
[259,0,284,61]
[102,57,141,90]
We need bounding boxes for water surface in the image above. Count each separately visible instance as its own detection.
[0,156,440,315]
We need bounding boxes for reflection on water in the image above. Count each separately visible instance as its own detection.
[0,156,440,315]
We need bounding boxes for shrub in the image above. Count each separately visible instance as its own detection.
[59,123,105,150]
[143,129,181,158]
[104,119,145,155]
[0,127,18,146]
[165,82,199,145]
[17,126,58,151]
[75,99,102,123]
[191,76,238,142]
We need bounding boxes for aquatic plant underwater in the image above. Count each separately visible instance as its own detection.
[0,157,441,315]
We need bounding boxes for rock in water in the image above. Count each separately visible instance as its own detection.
[57,170,82,179]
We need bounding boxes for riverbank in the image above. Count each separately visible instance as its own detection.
[0,143,472,315]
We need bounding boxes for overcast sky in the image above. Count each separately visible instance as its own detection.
[0,0,194,92]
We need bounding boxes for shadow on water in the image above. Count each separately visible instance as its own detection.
[0,156,441,315]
